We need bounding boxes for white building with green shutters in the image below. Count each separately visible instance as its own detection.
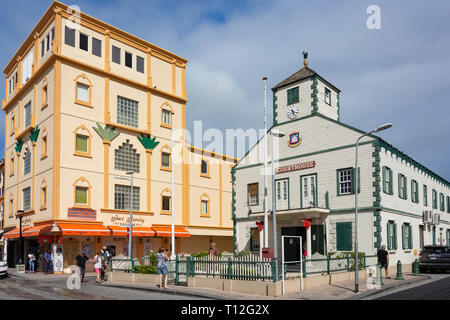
[232,56,450,268]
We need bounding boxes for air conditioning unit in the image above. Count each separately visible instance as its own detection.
[432,213,441,226]
[423,211,433,224]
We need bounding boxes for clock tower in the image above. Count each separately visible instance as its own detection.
[272,52,341,126]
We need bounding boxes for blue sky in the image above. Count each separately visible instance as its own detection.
[1,0,449,180]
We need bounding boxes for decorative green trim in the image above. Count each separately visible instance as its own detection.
[378,139,450,188]
[137,134,160,151]
[93,123,120,142]
[329,206,377,214]
[273,90,278,126]
[311,76,318,115]
[235,217,260,222]
[372,140,382,249]
[30,125,40,143]
[235,140,374,172]
[15,139,24,153]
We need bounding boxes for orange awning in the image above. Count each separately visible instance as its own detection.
[22,224,53,237]
[58,223,110,236]
[3,227,32,239]
[108,226,155,237]
[152,226,191,238]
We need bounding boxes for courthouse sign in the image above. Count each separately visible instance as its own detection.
[275,161,316,174]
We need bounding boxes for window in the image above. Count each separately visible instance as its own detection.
[46,33,50,52]
[250,228,260,252]
[10,113,15,134]
[117,96,139,128]
[161,152,171,169]
[114,185,140,211]
[432,189,437,209]
[41,180,47,210]
[287,87,299,105]
[201,160,209,176]
[125,52,133,68]
[336,222,352,251]
[75,134,88,153]
[75,186,88,206]
[325,88,331,105]
[440,193,445,212]
[402,223,413,250]
[398,174,407,200]
[22,50,34,84]
[162,109,172,127]
[115,140,140,173]
[112,46,121,64]
[447,196,450,214]
[248,183,259,206]
[51,27,55,41]
[41,39,45,57]
[65,26,76,47]
[277,181,281,200]
[9,198,14,218]
[137,56,145,73]
[337,168,359,195]
[23,187,31,212]
[92,38,102,57]
[201,200,209,215]
[76,83,89,103]
[423,185,428,206]
[387,221,397,250]
[42,82,48,108]
[41,129,48,159]
[411,180,419,203]
[383,166,393,195]
[79,33,89,51]
[10,155,15,176]
[24,102,32,128]
[23,150,31,175]
[162,195,171,212]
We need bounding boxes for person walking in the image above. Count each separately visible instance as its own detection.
[94,251,103,284]
[100,246,110,281]
[27,252,35,273]
[74,251,90,283]
[44,250,53,274]
[157,248,169,289]
[377,244,390,279]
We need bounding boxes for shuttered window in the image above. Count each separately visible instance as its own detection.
[440,193,445,212]
[112,46,121,64]
[432,190,437,209]
[248,183,259,206]
[65,26,76,47]
[337,168,360,195]
[287,87,299,105]
[336,222,352,251]
[387,221,397,250]
[402,223,413,250]
[92,38,102,57]
[423,185,428,206]
[23,187,31,211]
[398,174,407,200]
[137,56,145,73]
[447,196,450,214]
[382,166,393,195]
[411,180,419,203]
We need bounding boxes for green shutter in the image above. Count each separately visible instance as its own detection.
[336,222,352,251]
[402,224,406,250]
[404,177,407,200]
[76,134,88,153]
[76,187,87,204]
[393,223,398,250]
[389,169,393,194]
[409,225,413,249]
[351,168,359,194]
[382,167,386,193]
[398,174,402,199]
[336,170,340,196]
[387,222,391,250]
[336,223,343,250]
[411,181,414,203]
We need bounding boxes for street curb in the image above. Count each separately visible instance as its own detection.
[103,282,233,300]
[346,275,431,300]
[9,272,97,282]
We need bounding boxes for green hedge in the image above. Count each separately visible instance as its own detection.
[192,251,223,258]
[134,265,157,274]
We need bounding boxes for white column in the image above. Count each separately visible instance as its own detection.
[259,228,264,259]
[306,227,312,259]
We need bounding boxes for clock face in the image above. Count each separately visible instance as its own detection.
[287,105,300,119]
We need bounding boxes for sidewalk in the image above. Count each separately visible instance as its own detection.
[104,273,432,300]
[8,268,97,281]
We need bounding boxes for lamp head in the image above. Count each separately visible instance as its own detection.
[374,123,393,133]
[271,129,286,138]
[126,170,134,175]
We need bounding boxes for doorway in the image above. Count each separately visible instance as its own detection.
[311,225,326,255]
[281,227,306,271]
[419,225,424,249]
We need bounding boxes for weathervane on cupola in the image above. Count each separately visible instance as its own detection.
[303,51,308,67]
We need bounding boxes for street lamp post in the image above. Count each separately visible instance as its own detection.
[354,123,392,293]
[270,129,285,282]
[16,210,25,265]
[114,171,134,259]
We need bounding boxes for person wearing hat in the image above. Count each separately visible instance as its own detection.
[100,246,110,281]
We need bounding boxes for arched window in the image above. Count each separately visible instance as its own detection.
[10,152,15,177]
[200,193,210,217]
[41,179,48,210]
[23,148,31,175]
[160,145,171,171]
[41,127,48,159]
[9,194,14,218]
[73,177,92,208]
[161,188,172,214]
[42,77,48,109]
[73,125,92,158]
[161,102,173,129]
[74,74,93,108]
[115,140,140,173]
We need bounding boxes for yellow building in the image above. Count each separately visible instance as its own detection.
[2,1,236,270]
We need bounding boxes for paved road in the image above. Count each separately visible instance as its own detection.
[0,275,209,300]
[375,274,450,300]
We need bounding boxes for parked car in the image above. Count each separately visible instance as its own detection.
[419,246,450,273]
[0,260,8,278]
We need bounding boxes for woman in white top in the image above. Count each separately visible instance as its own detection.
[94,251,103,284]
